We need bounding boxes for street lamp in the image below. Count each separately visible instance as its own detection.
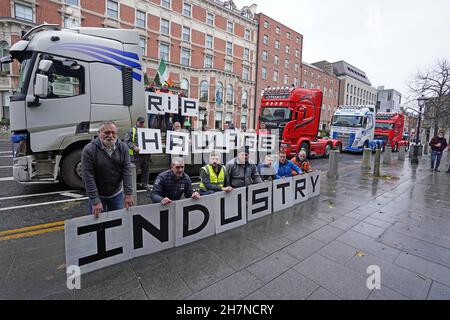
[411,94,426,164]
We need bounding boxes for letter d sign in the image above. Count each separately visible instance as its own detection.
[67,265,81,290]
[366,265,381,290]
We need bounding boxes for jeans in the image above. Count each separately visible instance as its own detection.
[88,192,124,215]
[431,151,443,170]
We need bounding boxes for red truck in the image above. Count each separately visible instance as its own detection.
[375,112,409,152]
[257,87,342,158]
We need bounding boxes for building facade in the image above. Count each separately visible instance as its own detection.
[376,86,402,113]
[254,13,303,126]
[302,62,340,131]
[0,0,259,129]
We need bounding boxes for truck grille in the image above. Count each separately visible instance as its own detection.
[336,133,352,148]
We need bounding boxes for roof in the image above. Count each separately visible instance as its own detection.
[329,61,372,86]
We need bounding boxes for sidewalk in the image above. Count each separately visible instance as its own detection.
[1,151,450,300]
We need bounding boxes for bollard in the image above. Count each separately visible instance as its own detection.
[361,148,371,170]
[398,145,406,161]
[130,163,137,205]
[383,145,392,165]
[423,144,429,155]
[374,149,381,177]
[327,150,339,178]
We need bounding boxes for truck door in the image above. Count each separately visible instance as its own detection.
[26,55,90,153]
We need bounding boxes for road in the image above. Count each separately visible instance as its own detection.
[0,136,363,235]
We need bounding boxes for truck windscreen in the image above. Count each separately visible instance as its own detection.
[375,123,394,130]
[259,107,292,122]
[331,115,364,128]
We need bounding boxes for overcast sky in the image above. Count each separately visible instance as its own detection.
[234,0,450,103]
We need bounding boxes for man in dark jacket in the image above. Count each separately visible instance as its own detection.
[225,147,262,188]
[151,157,200,205]
[429,129,448,172]
[82,121,134,218]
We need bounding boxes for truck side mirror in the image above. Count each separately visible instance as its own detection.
[34,74,49,98]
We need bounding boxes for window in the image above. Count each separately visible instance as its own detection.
[207,13,214,26]
[204,55,213,68]
[262,50,268,61]
[275,40,280,50]
[160,19,170,35]
[243,48,249,61]
[263,35,268,45]
[0,42,10,73]
[139,37,146,56]
[273,70,278,82]
[183,2,192,17]
[42,58,85,99]
[318,75,321,81]
[274,55,279,65]
[276,26,280,34]
[200,81,208,101]
[15,3,33,22]
[64,16,80,28]
[225,61,232,72]
[295,49,300,58]
[159,42,169,61]
[303,81,307,88]
[317,84,321,90]
[284,59,289,69]
[136,10,146,28]
[227,21,234,33]
[182,26,190,42]
[215,111,223,129]
[181,78,189,97]
[243,66,249,80]
[294,78,298,87]
[161,0,171,9]
[65,0,79,5]
[285,44,290,54]
[107,0,118,19]
[181,49,190,66]
[347,83,350,93]
[304,69,308,75]
[205,34,213,49]
[215,82,223,105]
[310,83,315,89]
[296,37,301,45]
[226,84,234,104]
[284,74,289,85]
[286,32,291,39]
[241,90,248,107]
[264,21,269,28]
[262,67,267,80]
[295,63,299,72]
[244,29,251,40]
[241,115,247,126]
[226,42,233,55]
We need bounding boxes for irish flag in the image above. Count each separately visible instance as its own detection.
[157,59,173,86]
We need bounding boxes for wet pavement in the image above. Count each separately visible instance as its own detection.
[0,150,450,300]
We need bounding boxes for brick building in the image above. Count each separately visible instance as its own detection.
[0,0,259,129]
[301,62,340,131]
[254,13,303,125]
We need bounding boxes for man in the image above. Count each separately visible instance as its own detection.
[276,150,302,179]
[124,116,151,190]
[257,154,277,181]
[291,149,313,174]
[429,129,448,172]
[226,146,262,188]
[82,121,134,218]
[199,151,233,195]
[151,157,200,205]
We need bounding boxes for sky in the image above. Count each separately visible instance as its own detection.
[233,0,450,104]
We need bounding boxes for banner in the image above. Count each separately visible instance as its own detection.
[137,128,163,154]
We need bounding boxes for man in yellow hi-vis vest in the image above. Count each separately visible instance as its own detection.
[124,117,151,190]
[199,151,233,195]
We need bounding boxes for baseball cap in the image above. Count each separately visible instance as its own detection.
[137,116,145,123]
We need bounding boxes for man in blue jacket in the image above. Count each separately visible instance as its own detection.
[276,150,302,179]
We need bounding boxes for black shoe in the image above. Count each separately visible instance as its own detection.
[446,170,450,173]
[435,169,440,172]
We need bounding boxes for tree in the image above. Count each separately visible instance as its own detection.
[407,59,450,137]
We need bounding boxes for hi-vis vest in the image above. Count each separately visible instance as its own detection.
[199,165,225,190]
[129,127,137,156]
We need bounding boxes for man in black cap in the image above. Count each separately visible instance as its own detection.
[124,116,151,190]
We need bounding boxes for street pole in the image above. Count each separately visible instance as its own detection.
[410,95,425,164]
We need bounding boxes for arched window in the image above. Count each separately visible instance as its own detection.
[0,41,10,73]
[241,90,248,107]
[200,80,208,102]
[180,78,189,97]
[215,82,223,106]
[226,84,234,105]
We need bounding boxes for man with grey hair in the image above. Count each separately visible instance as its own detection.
[150,157,200,205]
[81,121,134,218]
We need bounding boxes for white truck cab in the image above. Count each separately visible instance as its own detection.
[330,105,383,152]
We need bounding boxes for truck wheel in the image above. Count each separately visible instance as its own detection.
[61,149,84,190]
[324,143,332,158]
[300,142,310,158]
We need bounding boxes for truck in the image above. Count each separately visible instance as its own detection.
[256,86,342,158]
[330,105,384,152]
[375,112,409,152]
[1,24,199,189]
